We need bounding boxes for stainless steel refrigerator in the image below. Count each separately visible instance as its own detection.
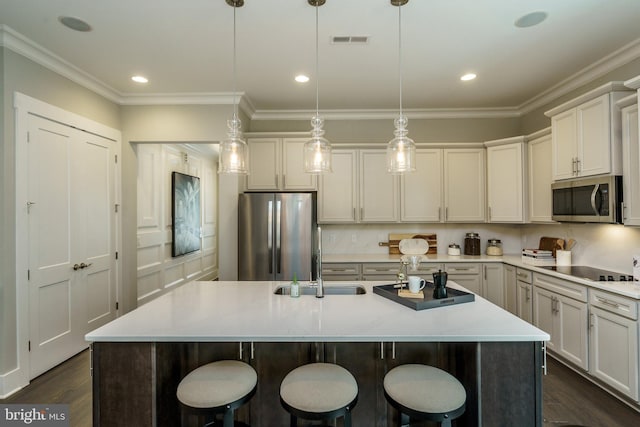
[238,192,317,281]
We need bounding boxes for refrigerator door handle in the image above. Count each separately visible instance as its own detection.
[276,200,282,274]
[268,200,273,274]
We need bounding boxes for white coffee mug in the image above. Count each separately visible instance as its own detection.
[408,276,426,293]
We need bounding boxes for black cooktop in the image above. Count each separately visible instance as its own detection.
[540,265,633,282]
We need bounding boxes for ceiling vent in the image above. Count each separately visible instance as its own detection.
[331,35,370,44]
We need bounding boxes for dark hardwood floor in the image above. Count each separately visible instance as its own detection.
[2,350,640,426]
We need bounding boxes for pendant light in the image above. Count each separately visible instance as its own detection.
[303,0,332,174]
[219,0,249,174]
[387,0,416,174]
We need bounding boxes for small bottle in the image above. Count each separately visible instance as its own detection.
[290,272,300,298]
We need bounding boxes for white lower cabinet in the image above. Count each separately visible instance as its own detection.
[482,263,505,308]
[444,263,481,295]
[533,273,588,371]
[589,289,639,401]
[503,265,518,316]
[516,268,533,323]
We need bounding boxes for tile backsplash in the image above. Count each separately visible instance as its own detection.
[322,223,640,275]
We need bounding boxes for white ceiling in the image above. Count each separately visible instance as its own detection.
[2,0,640,117]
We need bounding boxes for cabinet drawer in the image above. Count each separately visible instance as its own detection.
[362,274,398,282]
[444,263,480,275]
[590,289,638,320]
[515,268,533,283]
[533,273,588,302]
[414,263,444,275]
[322,263,361,275]
[362,263,399,275]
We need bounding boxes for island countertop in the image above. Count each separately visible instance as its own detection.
[86,280,549,343]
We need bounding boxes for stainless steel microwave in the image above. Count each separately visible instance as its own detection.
[552,175,623,223]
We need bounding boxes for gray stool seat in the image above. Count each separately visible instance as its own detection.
[177,360,257,427]
[384,364,466,427]
[280,363,358,427]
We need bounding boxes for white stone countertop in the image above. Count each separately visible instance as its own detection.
[86,280,549,343]
[324,253,640,299]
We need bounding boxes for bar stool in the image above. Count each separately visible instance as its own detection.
[384,364,466,427]
[177,360,257,427]
[280,362,358,427]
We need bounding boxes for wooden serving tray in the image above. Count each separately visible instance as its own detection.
[378,233,437,255]
[373,283,475,311]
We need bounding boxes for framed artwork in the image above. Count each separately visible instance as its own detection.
[171,171,201,257]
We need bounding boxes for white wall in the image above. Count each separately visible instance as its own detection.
[135,143,218,305]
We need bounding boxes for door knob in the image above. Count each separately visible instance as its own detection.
[73,264,81,271]
[80,262,92,269]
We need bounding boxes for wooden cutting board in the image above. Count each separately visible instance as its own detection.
[379,233,437,255]
[539,236,564,257]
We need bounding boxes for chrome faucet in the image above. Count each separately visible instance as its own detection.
[315,226,324,298]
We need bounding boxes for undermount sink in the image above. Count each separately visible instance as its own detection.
[274,284,366,296]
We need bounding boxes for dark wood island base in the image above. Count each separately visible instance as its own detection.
[92,340,543,426]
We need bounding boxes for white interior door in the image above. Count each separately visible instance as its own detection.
[27,114,116,379]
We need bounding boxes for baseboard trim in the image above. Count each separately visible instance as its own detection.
[0,366,28,399]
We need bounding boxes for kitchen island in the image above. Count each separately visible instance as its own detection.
[86,280,549,426]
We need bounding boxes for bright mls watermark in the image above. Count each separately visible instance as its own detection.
[0,405,69,426]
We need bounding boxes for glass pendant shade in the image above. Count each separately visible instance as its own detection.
[387,115,416,174]
[304,116,332,173]
[218,116,248,174]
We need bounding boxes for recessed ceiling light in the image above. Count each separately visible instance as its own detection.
[295,75,310,83]
[131,75,149,84]
[514,11,548,28]
[58,16,92,32]
[460,73,477,81]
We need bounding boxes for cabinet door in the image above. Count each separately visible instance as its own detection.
[622,104,640,226]
[360,150,398,222]
[556,294,588,370]
[486,143,525,222]
[282,138,317,191]
[578,94,611,177]
[589,306,639,400]
[443,149,486,222]
[400,149,443,222]
[247,138,280,190]
[482,264,504,308]
[551,109,577,180]
[532,286,556,351]
[503,265,517,315]
[517,281,533,324]
[528,133,553,222]
[318,149,357,223]
[449,274,481,295]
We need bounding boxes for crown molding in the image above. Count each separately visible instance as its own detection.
[625,75,640,90]
[3,25,640,121]
[519,37,640,114]
[0,24,122,103]
[250,107,522,121]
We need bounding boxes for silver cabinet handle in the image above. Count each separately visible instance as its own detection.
[488,206,492,221]
[589,313,595,329]
[526,287,531,302]
[597,297,620,309]
[438,207,441,221]
[268,200,273,274]
[380,342,384,360]
[276,200,282,274]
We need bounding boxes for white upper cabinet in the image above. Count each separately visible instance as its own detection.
[527,128,553,223]
[318,149,358,223]
[319,149,397,223]
[246,137,317,191]
[443,148,486,222]
[400,149,443,222]
[485,137,527,223]
[619,94,640,226]
[545,83,632,181]
[359,150,398,222]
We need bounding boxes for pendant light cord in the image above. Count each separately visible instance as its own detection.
[315,3,320,117]
[398,3,403,118]
[233,4,238,120]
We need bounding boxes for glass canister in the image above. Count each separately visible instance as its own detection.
[486,238,503,256]
[464,232,481,255]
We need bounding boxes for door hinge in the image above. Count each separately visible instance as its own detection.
[28,341,31,352]
[116,301,119,310]
[115,251,118,260]
[115,154,118,163]
[27,269,30,280]
[27,132,30,143]
[114,204,119,213]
